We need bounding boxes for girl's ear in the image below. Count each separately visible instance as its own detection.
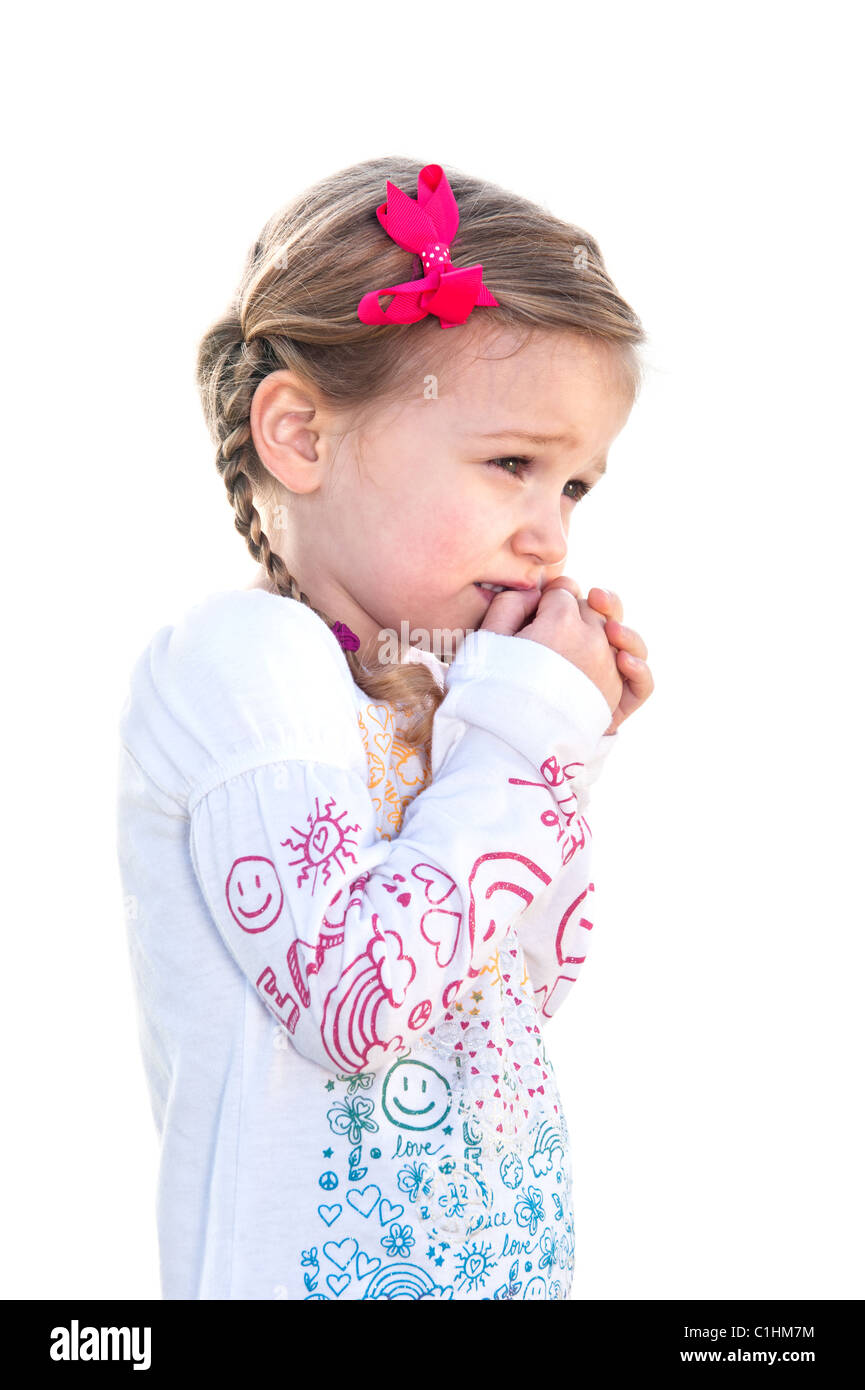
[250,371,327,495]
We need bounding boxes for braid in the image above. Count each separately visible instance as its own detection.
[207,323,444,760]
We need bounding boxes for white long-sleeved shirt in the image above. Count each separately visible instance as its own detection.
[116,588,617,1301]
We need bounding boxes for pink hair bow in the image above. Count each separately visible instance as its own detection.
[356,163,499,330]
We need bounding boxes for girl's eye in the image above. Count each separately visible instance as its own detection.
[486,456,590,503]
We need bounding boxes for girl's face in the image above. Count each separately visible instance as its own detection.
[253,325,635,661]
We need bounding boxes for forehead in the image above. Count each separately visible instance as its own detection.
[427,324,634,437]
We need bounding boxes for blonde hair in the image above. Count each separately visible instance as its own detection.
[195,155,647,762]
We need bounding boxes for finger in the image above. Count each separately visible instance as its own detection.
[536,587,605,629]
[616,650,655,697]
[479,585,543,635]
[587,587,624,623]
[603,621,648,660]
[541,576,584,602]
[575,596,608,631]
[533,587,609,634]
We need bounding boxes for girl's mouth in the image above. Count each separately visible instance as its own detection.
[474,582,509,602]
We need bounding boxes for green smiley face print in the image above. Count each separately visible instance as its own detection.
[381,1060,452,1131]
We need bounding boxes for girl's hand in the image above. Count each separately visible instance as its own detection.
[543,579,654,735]
[479,581,623,715]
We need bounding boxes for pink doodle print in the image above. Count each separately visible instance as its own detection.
[286,930,344,1008]
[510,755,591,863]
[286,875,374,1007]
[225,856,284,932]
[320,914,416,1071]
[535,974,579,1020]
[442,979,463,1008]
[381,872,412,908]
[466,852,551,978]
[412,864,462,968]
[555,881,595,968]
[281,796,362,893]
[256,966,300,1034]
[408,999,432,1030]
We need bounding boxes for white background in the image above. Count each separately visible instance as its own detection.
[3,0,862,1300]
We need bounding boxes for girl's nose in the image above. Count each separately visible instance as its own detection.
[510,503,569,568]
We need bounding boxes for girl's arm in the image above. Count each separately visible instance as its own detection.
[514,732,619,1024]
[132,591,613,1075]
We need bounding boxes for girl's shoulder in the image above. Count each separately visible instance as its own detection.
[162,585,351,679]
[118,588,366,805]
[146,587,359,718]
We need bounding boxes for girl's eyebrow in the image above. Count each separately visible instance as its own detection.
[472,428,608,474]
[473,428,576,446]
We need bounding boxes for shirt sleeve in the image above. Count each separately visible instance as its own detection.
[150,593,614,1074]
[513,731,619,1025]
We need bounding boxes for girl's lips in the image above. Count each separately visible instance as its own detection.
[473,581,540,603]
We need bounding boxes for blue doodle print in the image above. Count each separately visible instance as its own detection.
[362,1263,454,1300]
[381,1223,416,1258]
[538,1226,558,1272]
[438,1181,469,1220]
[397,1161,433,1203]
[514,1186,545,1237]
[381,1060,452,1131]
[499,1152,524,1189]
[528,1120,565,1177]
[292,926,579,1301]
[453,1240,498,1294]
[301,1247,320,1294]
[491,1259,523,1300]
[338,1071,374,1097]
[347,1145,367,1182]
[327,1095,379,1147]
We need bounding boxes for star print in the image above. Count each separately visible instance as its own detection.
[439,1242,450,1251]
[469,1007,480,1016]
[435,1256,444,1267]
[325,1080,335,1091]
[323,1148,333,1159]
[472,991,483,1002]
[427,1246,436,1259]
[442,1125,452,1136]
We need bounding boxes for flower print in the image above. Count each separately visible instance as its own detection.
[438,1181,467,1219]
[514,1186,545,1237]
[538,1226,558,1272]
[326,1096,379,1146]
[397,1161,433,1203]
[338,1071,374,1097]
[381,1223,416,1258]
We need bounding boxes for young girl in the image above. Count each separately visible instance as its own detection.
[116,157,653,1301]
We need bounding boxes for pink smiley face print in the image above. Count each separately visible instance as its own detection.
[226,856,284,932]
